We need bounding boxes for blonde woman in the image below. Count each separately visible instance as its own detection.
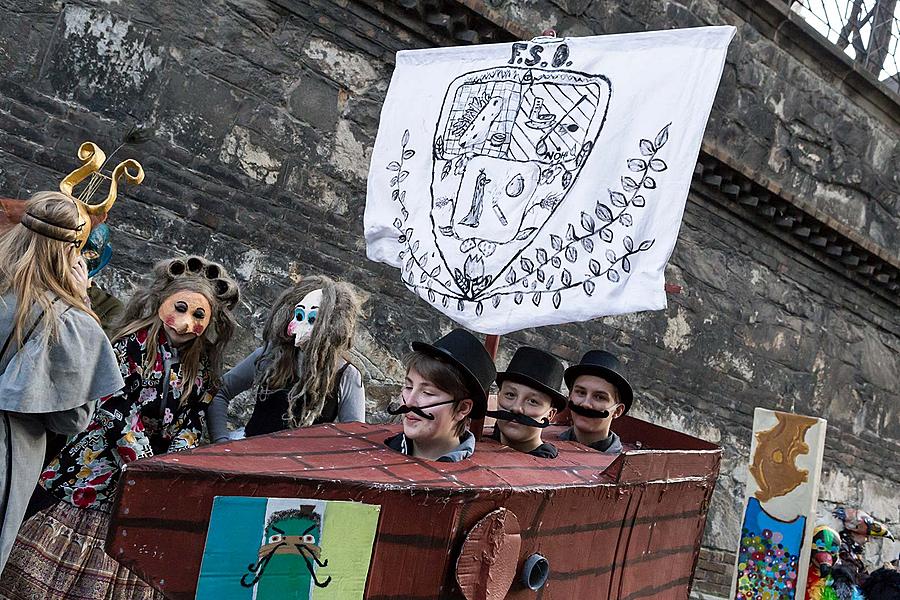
[0,256,238,599]
[207,275,365,443]
[0,191,123,571]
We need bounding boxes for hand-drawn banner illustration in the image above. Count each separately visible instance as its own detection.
[730,409,827,600]
[365,27,735,333]
[195,497,380,600]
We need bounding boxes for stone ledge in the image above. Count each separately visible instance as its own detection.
[359,0,517,48]
[722,0,900,127]
[693,150,900,305]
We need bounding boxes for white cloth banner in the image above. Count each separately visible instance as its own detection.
[365,27,735,334]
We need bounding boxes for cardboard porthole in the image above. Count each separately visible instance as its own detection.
[455,508,521,600]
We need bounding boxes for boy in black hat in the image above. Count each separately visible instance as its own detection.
[486,347,566,458]
[386,328,496,462]
[560,350,633,454]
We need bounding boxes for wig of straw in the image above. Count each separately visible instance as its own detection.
[112,257,238,398]
[257,275,362,428]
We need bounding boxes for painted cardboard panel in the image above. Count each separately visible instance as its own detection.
[108,422,721,599]
[730,408,826,600]
[195,496,380,600]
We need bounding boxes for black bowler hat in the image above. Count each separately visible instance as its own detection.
[411,328,497,419]
[497,347,567,410]
[564,350,634,413]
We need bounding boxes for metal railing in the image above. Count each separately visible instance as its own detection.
[788,0,900,91]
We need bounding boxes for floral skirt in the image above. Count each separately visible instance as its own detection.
[0,502,164,600]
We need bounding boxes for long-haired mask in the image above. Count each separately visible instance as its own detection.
[287,288,323,347]
[259,275,362,427]
[112,257,239,395]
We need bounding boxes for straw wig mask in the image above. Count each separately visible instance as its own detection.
[113,256,239,396]
[257,275,363,428]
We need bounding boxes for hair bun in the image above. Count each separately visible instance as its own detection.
[158,255,240,310]
[213,278,240,310]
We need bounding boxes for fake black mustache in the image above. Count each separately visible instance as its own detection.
[387,403,435,420]
[568,400,611,419]
[485,409,551,428]
[387,398,455,421]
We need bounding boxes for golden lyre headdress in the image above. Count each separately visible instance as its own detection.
[20,141,144,248]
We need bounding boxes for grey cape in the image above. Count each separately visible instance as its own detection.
[0,293,123,570]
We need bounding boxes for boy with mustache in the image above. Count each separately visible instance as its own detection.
[560,350,633,454]
[385,329,495,462]
[486,347,566,458]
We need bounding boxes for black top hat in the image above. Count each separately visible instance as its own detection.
[496,347,567,410]
[564,350,634,413]
[411,328,497,419]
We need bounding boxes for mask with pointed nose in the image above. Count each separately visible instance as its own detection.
[287,289,323,347]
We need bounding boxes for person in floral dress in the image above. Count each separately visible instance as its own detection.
[0,256,238,600]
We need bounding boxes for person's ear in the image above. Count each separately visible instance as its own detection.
[547,407,558,421]
[612,403,626,419]
[454,398,473,421]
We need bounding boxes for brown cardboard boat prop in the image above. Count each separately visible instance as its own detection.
[108,419,720,599]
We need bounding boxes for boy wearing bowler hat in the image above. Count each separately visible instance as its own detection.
[385,328,496,462]
[560,350,633,454]
[487,347,566,458]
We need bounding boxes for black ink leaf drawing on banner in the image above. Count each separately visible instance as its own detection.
[385,40,671,313]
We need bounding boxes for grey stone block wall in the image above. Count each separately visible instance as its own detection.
[0,0,897,596]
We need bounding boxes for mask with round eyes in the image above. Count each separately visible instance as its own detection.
[157,291,212,340]
[287,289,323,347]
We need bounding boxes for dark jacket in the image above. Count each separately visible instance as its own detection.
[385,431,475,462]
[559,427,623,454]
[487,426,558,458]
[87,286,124,338]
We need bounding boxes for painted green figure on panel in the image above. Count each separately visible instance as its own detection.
[241,506,332,597]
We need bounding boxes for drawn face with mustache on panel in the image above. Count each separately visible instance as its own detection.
[241,507,332,592]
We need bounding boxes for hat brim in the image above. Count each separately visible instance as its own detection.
[411,341,488,419]
[496,372,567,410]
[564,365,633,413]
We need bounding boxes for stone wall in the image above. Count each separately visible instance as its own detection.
[0,1,897,598]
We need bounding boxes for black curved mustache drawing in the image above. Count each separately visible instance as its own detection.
[387,398,456,420]
[567,399,616,419]
[485,409,551,428]
[240,524,332,589]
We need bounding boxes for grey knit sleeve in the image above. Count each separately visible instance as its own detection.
[336,364,366,424]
